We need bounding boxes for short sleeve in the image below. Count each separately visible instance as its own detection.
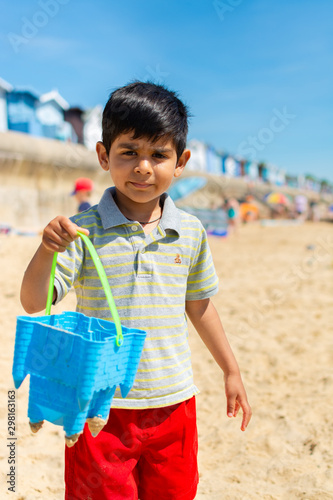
[53,236,84,304]
[185,225,219,301]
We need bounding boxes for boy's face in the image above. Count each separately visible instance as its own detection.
[96,132,190,208]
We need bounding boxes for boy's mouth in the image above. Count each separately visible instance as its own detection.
[129,182,152,189]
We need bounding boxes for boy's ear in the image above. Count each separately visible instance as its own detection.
[96,141,110,171]
[174,149,191,178]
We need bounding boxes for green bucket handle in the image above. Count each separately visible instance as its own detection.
[45,230,123,347]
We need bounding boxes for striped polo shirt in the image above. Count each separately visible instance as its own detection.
[54,187,219,409]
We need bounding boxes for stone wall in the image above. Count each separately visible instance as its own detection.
[0,131,110,229]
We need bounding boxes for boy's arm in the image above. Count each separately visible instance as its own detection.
[20,216,89,314]
[185,298,252,431]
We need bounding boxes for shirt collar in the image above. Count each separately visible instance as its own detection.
[159,192,180,235]
[98,187,180,235]
[98,187,129,229]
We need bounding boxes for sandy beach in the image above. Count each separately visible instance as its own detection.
[1,221,333,499]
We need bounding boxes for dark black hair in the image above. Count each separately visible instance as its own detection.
[102,81,189,159]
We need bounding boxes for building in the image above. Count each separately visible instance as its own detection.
[222,155,239,176]
[206,145,222,175]
[7,87,42,136]
[186,139,207,172]
[37,90,75,142]
[0,77,12,132]
[4,82,77,142]
[83,105,102,150]
[185,139,290,189]
[64,107,85,144]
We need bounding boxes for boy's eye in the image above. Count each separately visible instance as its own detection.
[121,151,167,159]
[122,150,136,156]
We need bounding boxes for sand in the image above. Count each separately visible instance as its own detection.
[1,221,333,499]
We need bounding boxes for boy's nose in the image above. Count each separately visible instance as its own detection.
[134,158,152,174]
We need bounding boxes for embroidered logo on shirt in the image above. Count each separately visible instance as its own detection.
[174,254,182,264]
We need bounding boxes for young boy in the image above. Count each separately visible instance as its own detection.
[21,81,251,500]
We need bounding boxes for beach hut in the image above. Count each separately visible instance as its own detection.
[206,145,222,175]
[64,107,85,144]
[244,161,259,180]
[7,88,42,136]
[223,155,239,177]
[286,174,302,189]
[258,162,270,182]
[186,139,207,172]
[83,105,103,150]
[303,174,322,193]
[275,167,286,186]
[37,90,75,142]
[0,77,12,132]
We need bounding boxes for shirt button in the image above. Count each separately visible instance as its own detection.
[131,225,138,231]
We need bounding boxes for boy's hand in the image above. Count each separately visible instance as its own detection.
[42,216,89,253]
[225,372,252,431]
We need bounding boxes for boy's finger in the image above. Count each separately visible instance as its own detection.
[58,220,89,241]
[240,401,252,431]
[42,234,70,253]
[58,219,81,240]
[76,225,90,237]
[233,400,241,417]
[227,397,236,418]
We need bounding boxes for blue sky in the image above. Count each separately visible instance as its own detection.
[1,0,332,180]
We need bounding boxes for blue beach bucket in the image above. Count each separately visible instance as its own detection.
[12,232,147,438]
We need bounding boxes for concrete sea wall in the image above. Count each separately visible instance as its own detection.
[0,131,331,229]
[0,131,110,229]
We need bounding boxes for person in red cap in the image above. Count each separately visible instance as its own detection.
[72,177,94,213]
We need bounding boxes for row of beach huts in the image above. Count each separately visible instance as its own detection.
[0,76,332,198]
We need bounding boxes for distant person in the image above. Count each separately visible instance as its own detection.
[225,197,240,234]
[20,81,251,500]
[239,196,259,223]
[71,177,94,212]
[294,194,308,220]
[309,201,321,222]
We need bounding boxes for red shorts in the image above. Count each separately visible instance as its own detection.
[65,397,198,500]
